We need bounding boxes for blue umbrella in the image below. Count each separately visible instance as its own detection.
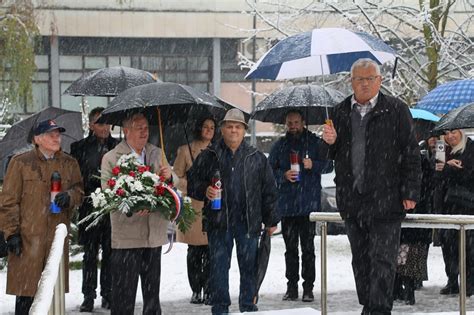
[409,108,440,122]
[245,28,397,80]
[415,79,474,114]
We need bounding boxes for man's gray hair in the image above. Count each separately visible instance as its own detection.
[351,58,381,77]
[122,113,147,129]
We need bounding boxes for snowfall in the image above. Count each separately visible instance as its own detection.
[1,233,474,315]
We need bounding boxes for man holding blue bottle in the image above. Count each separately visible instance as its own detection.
[0,119,83,314]
[187,108,279,315]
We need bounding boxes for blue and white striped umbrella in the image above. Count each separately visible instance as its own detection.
[415,79,474,114]
[245,28,397,80]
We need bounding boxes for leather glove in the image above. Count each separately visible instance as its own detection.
[54,191,71,209]
[7,234,22,256]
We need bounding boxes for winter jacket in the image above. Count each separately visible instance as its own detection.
[187,139,278,237]
[268,129,333,217]
[70,133,118,244]
[101,140,177,249]
[328,93,421,221]
[174,141,209,245]
[0,148,83,296]
[436,138,474,216]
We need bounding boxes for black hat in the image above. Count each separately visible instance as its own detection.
[33,119,66,135]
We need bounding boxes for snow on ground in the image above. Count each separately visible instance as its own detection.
[1,234,474,314]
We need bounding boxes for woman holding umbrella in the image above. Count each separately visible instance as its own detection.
[435,129,474,296]
[174,117,217,305]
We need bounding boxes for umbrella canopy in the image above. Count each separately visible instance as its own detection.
[64,66,157,97]
[251,85,345,125]
[409,108,440,122]
[254,230,271,304]
[97,82,227,126]
[0,107,83,178]
[246,28,397,80]
[415,79,474,114]
[432,102,474,133]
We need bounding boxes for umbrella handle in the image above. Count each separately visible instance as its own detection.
[157,108,166,166]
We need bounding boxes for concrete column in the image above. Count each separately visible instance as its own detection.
[50,36,61,108]
[212,38,221,97]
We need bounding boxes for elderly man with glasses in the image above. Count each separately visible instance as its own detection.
[322,58,421,315]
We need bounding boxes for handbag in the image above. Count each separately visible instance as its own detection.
[445,185,474,209]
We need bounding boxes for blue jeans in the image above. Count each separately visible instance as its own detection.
[208,223,259,314]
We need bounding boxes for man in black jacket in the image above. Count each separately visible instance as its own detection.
[187,109,278,315]
[322,58,421,315]
[70,107,118,312]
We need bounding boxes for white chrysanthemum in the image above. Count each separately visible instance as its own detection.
[184,196,192,204]
[131,181,144,192]
[142,171,160,184]
[91,192,106,208]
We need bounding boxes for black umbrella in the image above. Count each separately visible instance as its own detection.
[253,229,271,304]
[251,84,345,125]
[432,102,474,133]
[64,66,158,97]
[0,107,83,179]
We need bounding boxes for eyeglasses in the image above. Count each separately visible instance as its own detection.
[351,76,381,83]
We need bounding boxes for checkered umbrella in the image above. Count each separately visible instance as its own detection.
[415,79,474,114]
[245,28,397,80]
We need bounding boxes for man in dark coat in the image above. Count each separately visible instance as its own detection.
[70,107,118,312]
[322,58,421,315]
[187,108,279,315]
[268,110,333,302]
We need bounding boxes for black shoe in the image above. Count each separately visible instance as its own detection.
[302,291,314,302]
[361,305,370,315]
[203,293,211,305]
[79,298,94,312]
[101,297,111,309]
[440,282,459,295]
[282,288,298,301]
[190,292,202,304]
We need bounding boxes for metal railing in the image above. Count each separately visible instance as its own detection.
[30,224,68,315]
[309,212,474,315]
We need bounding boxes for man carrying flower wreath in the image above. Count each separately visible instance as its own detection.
[100,113,177,315]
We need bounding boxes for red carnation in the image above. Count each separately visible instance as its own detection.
[155,185,165,196]
[107,178,116,188]
[145,165,151,171]
[129,171,136,177]
[159,176,166,183]
[138,166,147,173]
[112,166,121,176]
[116,188,125,196]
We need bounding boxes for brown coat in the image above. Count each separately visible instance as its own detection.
[101,140,177,249]
[174,141,208,245]
[0,148,83,296]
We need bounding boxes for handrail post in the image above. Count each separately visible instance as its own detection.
[321,222,327,315]
[459,225,466,315]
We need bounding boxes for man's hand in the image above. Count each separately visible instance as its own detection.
[284,170,299,183]
[435,162,445,171]
[206,186,219,200]
[7,234,22,256]
[159,166,172,180]
[54,192,70,208]
[403,200,416,210]
[267,226,278,236]
[322,124,337,145]
[303,158,312,170]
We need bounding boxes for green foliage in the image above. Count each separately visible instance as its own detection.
[0,1,39,105]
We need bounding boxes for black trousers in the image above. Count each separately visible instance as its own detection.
[15,296,34,315]
[440,229,474,290]
[111,247,162,315]
[82,227,112,299]
[187,245,210,295]
[281,216,315,291]
[345,218,401,315]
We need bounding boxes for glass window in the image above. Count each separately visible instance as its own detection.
[33,72,49,81]
[188,72,208,82]
[60,72,83,81]
[188,83,209,92]
[85,56,107,69]
[29,83,49,113]
[35,55,49,70]
[165,57,187,71]
[108,56,131,67]
[142,56,163,71]
[188,57,209,71]
[59,56,82,70]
